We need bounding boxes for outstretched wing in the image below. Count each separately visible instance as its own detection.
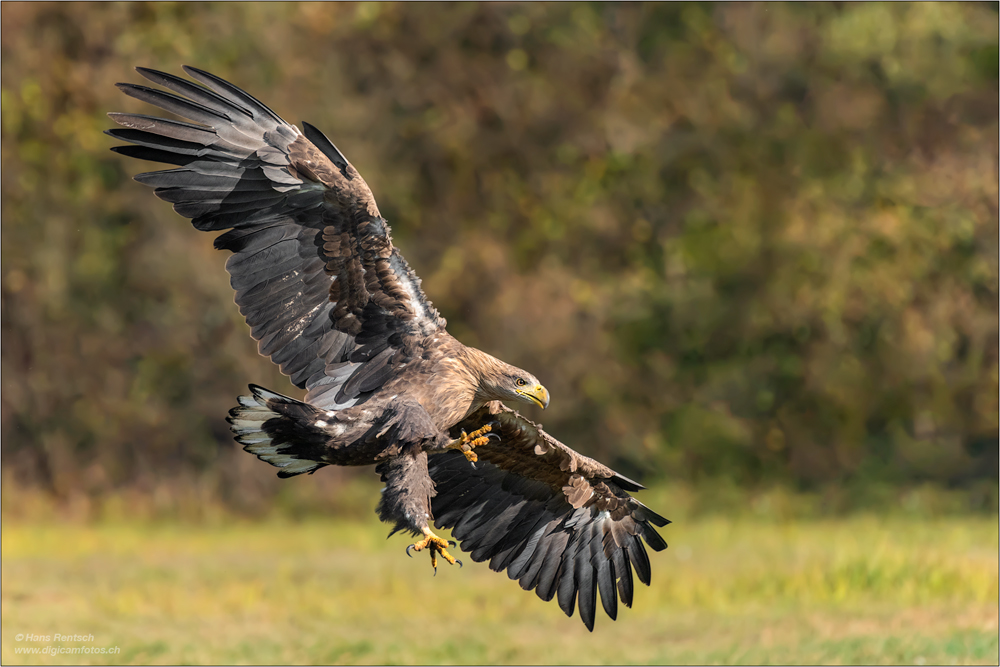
[108,67,446,409]
[427,404,669,631]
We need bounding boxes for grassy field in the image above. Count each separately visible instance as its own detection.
[2,485,997,665]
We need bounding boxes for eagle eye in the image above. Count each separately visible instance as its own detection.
[515,377,527,387]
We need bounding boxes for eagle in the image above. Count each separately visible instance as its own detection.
[108,67,668,631]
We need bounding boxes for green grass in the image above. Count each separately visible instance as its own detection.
[2,494,997,665]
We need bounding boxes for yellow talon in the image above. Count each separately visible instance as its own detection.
[448,423,497,463]
[406,528,462,574]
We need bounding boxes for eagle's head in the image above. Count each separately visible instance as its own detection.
[484,365,550,410]
[470,351,550,410]
[498,367,550,410]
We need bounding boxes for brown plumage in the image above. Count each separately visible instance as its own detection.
[108,66,668,631]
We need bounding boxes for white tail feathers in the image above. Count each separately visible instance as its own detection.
[227,385,323,477]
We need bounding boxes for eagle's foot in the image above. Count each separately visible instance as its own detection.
[448,423,499,463]
[406,528,462,575]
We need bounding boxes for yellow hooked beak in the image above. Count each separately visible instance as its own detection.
[517,384,550,410]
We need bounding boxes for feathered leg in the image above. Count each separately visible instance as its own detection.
[375,451,462,574]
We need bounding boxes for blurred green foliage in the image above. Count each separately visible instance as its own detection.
[1,2,997,509]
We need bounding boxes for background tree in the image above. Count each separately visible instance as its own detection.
[2,2,996,512]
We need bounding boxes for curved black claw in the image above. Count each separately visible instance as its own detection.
[485,432,501,442]
[447,540,457,548]
[406,544,416,558]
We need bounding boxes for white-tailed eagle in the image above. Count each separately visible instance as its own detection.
[108,67,668,631]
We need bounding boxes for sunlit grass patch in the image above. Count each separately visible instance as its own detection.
[3,508,996,665]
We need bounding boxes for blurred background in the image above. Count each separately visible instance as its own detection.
[2,3,997,664]
[2,2,996,516]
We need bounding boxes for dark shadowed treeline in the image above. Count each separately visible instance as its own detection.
[2,2,997,512]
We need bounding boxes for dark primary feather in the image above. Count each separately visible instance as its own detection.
[108,67,446,409]
[301,121,349,172]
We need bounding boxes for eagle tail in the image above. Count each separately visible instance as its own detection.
[226,384,328,478]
